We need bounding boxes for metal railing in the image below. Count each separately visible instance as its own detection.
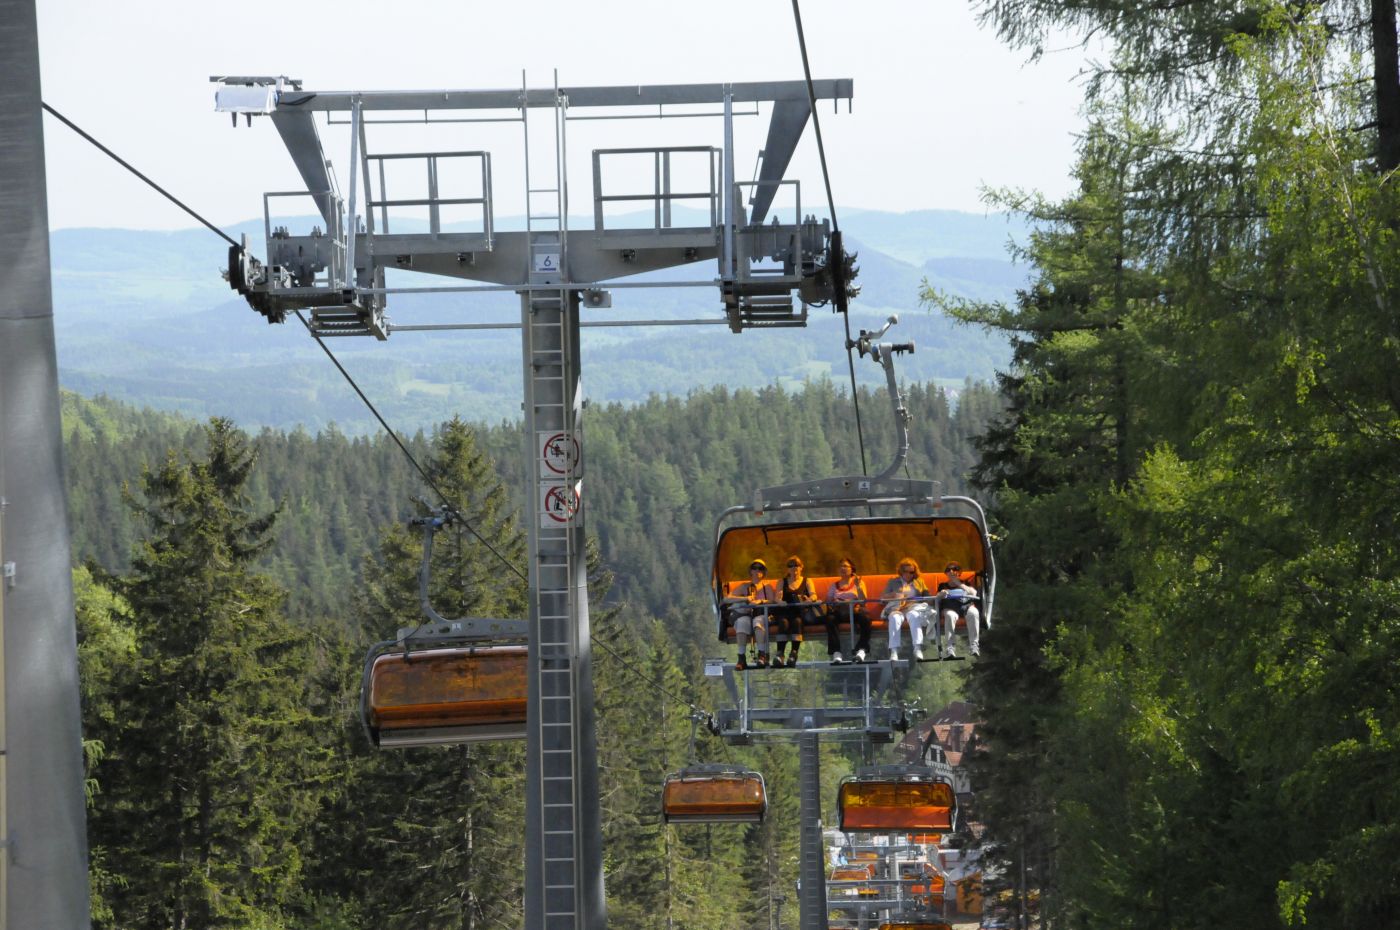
[366,150,493,242]
[591,146,720,231]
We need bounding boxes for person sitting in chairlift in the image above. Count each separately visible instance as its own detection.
[772,555,820,668]
[881,557,933,661]
[825,557,870,664]
[724,559,775,670]
[936,562,981,658]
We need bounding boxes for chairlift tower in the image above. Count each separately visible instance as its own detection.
[214,72,853,930]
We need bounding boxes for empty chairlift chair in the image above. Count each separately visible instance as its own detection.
[360,506,531,749]
[662,764,767,824]
[363,643,528,748]
[837,765,958,833]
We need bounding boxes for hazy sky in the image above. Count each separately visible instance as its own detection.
[36,0,1090,231]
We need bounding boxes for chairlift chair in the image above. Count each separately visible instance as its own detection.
[838,764,958,833]
[711,317,995,654]
[361,506,528,748]
[661,763,768,824]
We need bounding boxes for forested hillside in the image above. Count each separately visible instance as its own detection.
[65,379,984,929]
[64,379,999,622]
[949,1,1400,927]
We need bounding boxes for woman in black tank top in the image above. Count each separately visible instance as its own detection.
[773,555,816,667]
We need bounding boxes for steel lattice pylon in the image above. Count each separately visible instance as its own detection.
[216,72,852,930]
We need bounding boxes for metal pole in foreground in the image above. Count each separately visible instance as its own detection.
[0,0,93,927]
[798,733,829,930]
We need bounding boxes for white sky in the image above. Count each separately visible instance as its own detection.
[36,0,1090,231]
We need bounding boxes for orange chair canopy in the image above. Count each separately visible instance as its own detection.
[662,766,767,823]
[366,645,527,747]
[713,516,987,601]
[838,775,957,832]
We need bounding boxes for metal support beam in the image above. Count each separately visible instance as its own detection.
[521,88,604,930]
[269,110,336,226]
[272,79,853,113]
[750,99,811,225]
[0,1,92,926]
[799,733,829,930]
[521,286,605,930]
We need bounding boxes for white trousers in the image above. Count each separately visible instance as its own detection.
[887,602,932,651]
[941,605,981,652]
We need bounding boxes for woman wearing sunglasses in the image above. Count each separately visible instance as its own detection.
[880,557,933,661]
[772,555,819,667]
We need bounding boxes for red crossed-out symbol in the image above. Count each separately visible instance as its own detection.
[543,485,580,523]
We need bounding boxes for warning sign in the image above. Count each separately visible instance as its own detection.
[537,430,581,478]
[539,481,582,527]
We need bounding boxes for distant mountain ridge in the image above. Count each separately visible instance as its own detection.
[50,208,1027,432]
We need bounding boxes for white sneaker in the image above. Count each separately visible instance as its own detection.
[889,649,900,662]
[945,646,957,659]
[831,652,846,665]
[855,649,867,663]
[970,645,981,657]
[914,648,925,661]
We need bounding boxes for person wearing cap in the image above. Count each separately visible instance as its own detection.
[723,559,776,670]
[936,562,981,657]
[880,557,934,661]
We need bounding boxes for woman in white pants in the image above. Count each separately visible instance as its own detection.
[880,557,933,661]
[936,562,980,658]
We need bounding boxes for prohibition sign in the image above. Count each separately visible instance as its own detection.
[539,431,581,477]
[541,483,581,525]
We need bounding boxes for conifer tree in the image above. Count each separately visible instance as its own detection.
[313,417,530,930]
[91,418,331,929]
[939,6,1400,926]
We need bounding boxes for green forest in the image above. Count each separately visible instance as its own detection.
[932,1,1400,928]
[65,380,986,930]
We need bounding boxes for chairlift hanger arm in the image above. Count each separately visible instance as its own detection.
[409,510,526,642]
[724,318,926,523]
[847,314,917,482]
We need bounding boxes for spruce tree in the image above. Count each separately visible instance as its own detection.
[313,417,530,930]
[91,418,331,929]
